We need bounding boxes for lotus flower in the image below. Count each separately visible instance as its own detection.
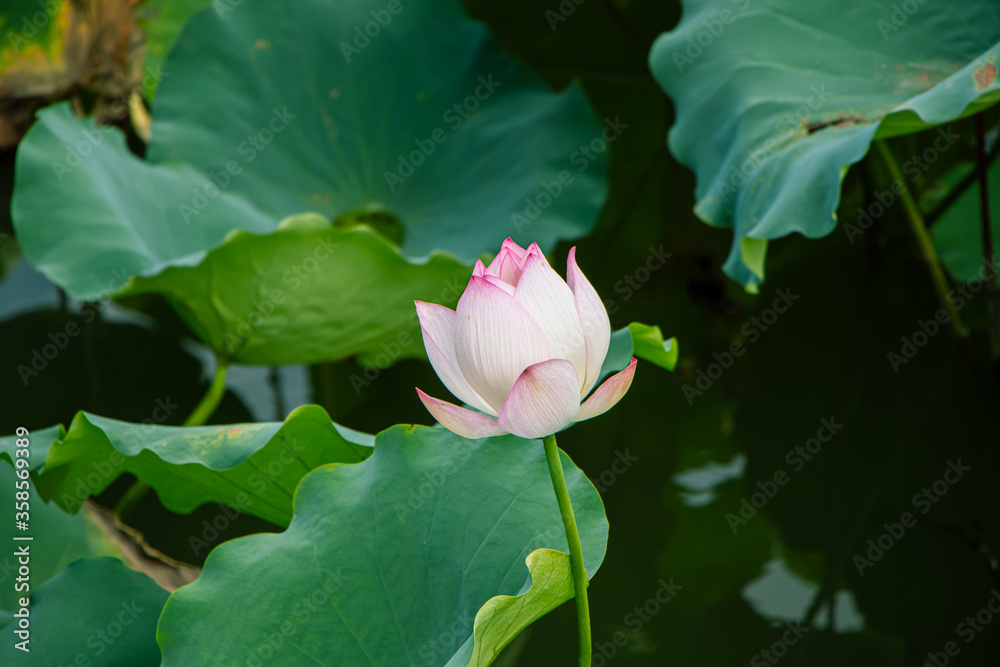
[414,239,637,439]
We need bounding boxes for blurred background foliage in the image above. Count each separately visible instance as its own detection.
[1,0,999,665]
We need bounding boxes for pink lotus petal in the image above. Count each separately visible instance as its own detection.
[514,254,587,389]
[416,389,506,439]
[472,259,489,278]
[482,272,515,296]
[454,276,551,412]
[414,301,495,415]
[500,238,528,262]
[498,359,580,439]
[488,239,529,285]
[487,240,548,284]
[495,252,522,286]
[567,247,612,396]
[519,242,547,269]
[575,358,637,422]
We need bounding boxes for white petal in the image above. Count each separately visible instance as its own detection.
[575,358,636,422]
[482,272,515,296]
[567,247,612,396]
[416,390,506,439]
[513,254,587,390]
[414,301,495,415]
[498,359,581,439]
[518,242,546,270]
[454,277,551,412]
[471,258,514,294]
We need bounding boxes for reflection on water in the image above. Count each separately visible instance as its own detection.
[672,453,745,507]
[0,258,308,425]
[743,557,866,632]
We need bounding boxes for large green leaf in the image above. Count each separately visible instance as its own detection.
[136,0,210,99]
[119,214,470,365]
[12,0,607,364]
[157,425,609,666]
[649,0,1000,287]
[5,405,373,526]
[0,557,168,666]
[0,431,122,612]
[0,425,62,473]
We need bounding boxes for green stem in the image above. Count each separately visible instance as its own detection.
[183,359,230,427]
[542,434,591,667]
[874,140,967,338]
[112,480,150,518]
[974,113,1000,363]
[114,359,229,519]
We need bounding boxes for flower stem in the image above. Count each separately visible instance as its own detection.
[114,359,229,519]
[874,140,966,338]
[542,433,591,667]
